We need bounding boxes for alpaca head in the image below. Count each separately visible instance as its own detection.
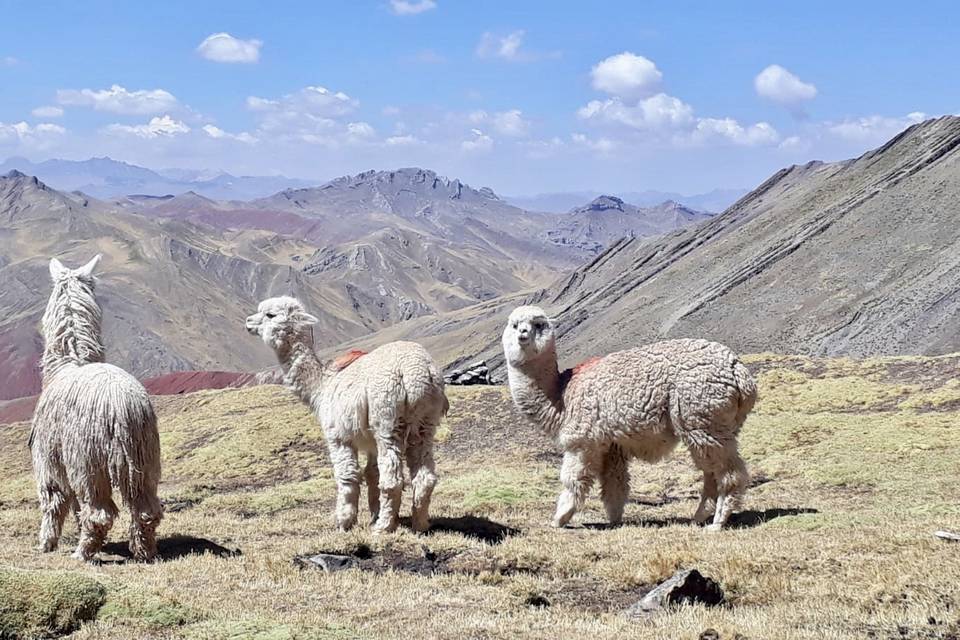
[502,305,557,369]
[41,254,104,359]
[246,296,318,352]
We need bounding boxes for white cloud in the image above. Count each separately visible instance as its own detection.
[196,32,262,64]
[347,121,376,138]
[693,118,780,146]
[1,56,18,67]
[461,128,493,152]
[476,30,526,61]
[389,0,437,15]
[385,134,422,146]
[0,121,66,151]
[202,124,257,143]
[579,94,694,131]
[468,109,530,137]
[590,52,662,100]
[522,136,564,159]
[571,133,616,153]
[826,112,926,142]
[31,106,64,118]
[57,84,178,115]
[754,65,817,109]
[104,115,190,139]
[247,86,357,119]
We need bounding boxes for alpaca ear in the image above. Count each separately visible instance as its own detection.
[295,310,319,326]
[77,254,102,278]
[49,258,67,280]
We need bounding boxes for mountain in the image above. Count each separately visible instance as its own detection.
[338,116,960,373]
[0,156,313,200]
[506,188,748,214]
[0,170,369,400]
[543,196,715,255]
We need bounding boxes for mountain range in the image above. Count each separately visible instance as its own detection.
[0,166,710,400]
[506,187,748,214]
[328,116,960,375]
[0,156,313,200]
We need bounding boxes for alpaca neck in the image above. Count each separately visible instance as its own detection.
[276,335,327,407]
[506,356,564,437]
[41,280,105,386]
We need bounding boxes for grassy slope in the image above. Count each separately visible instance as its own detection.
[0,355,958,639]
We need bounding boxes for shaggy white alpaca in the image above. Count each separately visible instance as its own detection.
[501,306,757,530]
[30,255,163,561]
[246,296,448,533]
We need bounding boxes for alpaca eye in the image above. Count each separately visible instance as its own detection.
[511,322,518,329]
[265,313,276,319]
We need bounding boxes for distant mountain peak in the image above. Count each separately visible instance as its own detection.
[2,169,27,179]
[325,167,501,202]
[579,195,625,213]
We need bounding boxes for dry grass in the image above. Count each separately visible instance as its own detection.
[1,355,959,639]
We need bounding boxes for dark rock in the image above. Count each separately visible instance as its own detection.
[626,569,724,617]
[699,630,720,640]
[524,594,551,608]
[294,553,356,573]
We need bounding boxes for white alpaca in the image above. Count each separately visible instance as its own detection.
[30,256,163,560]
[501,306,756,530]
[246,296,448,533]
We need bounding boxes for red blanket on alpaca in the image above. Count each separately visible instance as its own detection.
[332,350,367,371]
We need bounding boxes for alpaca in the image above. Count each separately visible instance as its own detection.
[501,306,756,530]
[246,296,448,533]
[30,255,163,560]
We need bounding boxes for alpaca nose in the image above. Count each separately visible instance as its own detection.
[245,315,260,333]
[518,328,531,343]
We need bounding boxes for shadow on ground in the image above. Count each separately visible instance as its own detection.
[583,507,819,530]
[399,515,520,544]
[102,534,241,561]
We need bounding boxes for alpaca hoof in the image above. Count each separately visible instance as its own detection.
[551,516,571,529]
[372,520,399,534]
[705,523,723,533]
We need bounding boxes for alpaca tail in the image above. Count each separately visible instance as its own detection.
[731,358,758,426]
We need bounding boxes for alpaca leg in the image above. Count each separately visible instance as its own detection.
[372,436,404,534]
[708,444,749,531]
[692,472,718,525]
[128,484,163,562]
[406,431,438,533]
[599,445,629,525]
[553,449,598,528]
[363,455,380,524]
[37,484,74,552]
[328,441,361,532]
[73,496,118,561]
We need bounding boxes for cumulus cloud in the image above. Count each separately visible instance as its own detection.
[202,124,257,143]
[755,65,817,112]
[461,128,493,152]
[31,106,64,118]
[590,52,662,100]
[196,32,262,64]
[389,0,437,15]
[346,121,376,138]
[468,109,530,137]
[578,94,694,131]
[693,118,780,146]
[571,133,616,153]
[104,115,190,139]
[247,86,357,119]
[0,121,66,146]
[826,112,926,142]
[57,84,178,115]
[385,134,422,146]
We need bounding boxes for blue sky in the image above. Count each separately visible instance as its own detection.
[2,1,958,195]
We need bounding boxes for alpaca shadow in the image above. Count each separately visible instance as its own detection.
[401,515,520,545]
[582,507,818,531]
[101,535,242,561]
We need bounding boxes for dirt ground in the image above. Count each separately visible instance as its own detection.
[1,353,958,639]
